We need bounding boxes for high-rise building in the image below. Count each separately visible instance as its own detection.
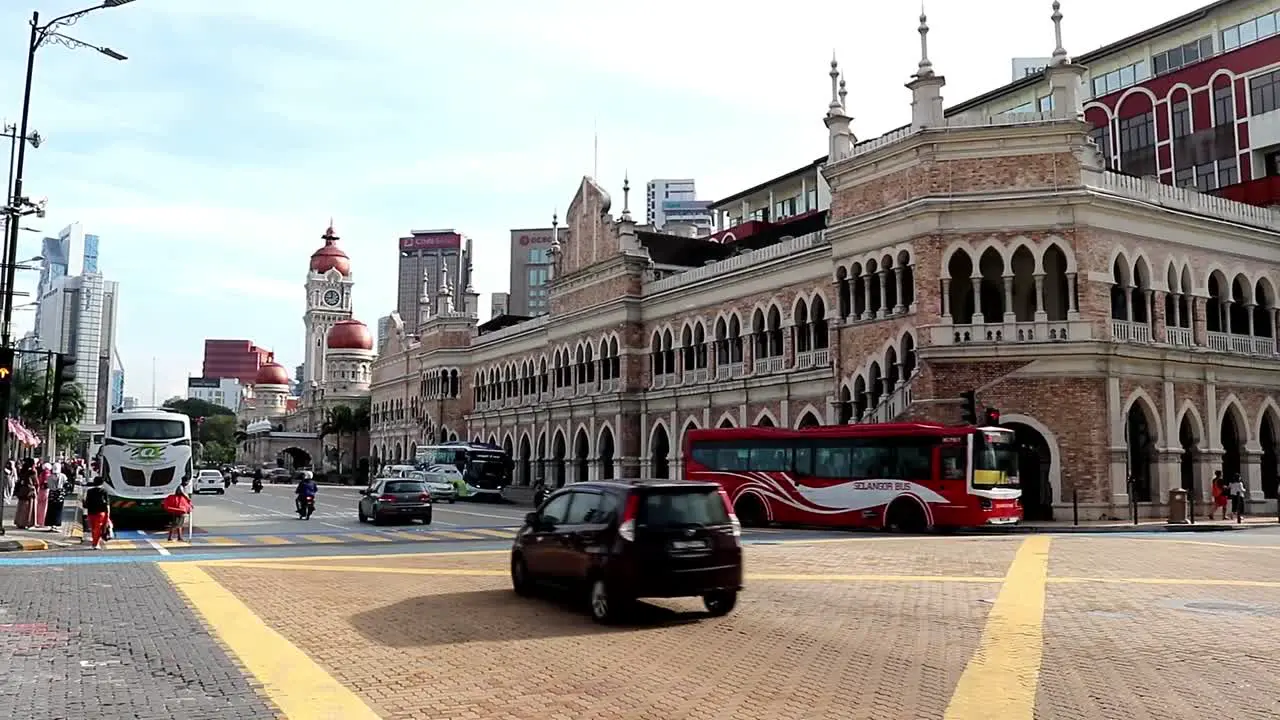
[187,376,242,411]
[376,315,393,353]
[396,230,473,331]
[109,363,124,412]
[35,234,70,336]
[83,232,100,273]
[121,396,138,410]
[507,228,554,317]
[35,272,119,430]
[201,339,273,385]
[490,292,509,319]
[645,178,714,234]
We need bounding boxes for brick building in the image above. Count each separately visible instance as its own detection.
[370,4,1280,522]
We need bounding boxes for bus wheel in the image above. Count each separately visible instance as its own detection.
[734,495,767,528]
[885,499,927,533]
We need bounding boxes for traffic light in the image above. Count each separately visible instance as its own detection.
[983,407,1001,426]
[960,390,978,425]
[0,348,13,414]
[53,352,77,412]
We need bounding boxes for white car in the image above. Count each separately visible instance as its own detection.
[195,469,225,494]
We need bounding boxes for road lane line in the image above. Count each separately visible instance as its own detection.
[346,533,391,543]
[160,563,381,720]
[435,507,527,521]
[211,562,507,576]
[196,536,244,546]
[467,528,517,539]
[197,549,511,565]
[380,531,431,542]
[943,536,1051,720]
[298,534,342,544]
[254,536,292,545]
[145,538,171,556]
[1051,576,1280,588]
[750,573,1002,583]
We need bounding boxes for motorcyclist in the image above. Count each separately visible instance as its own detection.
[251,474,264,492]
[295,476,318,513]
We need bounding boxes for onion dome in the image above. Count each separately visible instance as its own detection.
[310,223,351,276]
[254,362,291,386]
[326,319,374,350]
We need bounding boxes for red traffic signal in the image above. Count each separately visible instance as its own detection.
[983,407,1001,425]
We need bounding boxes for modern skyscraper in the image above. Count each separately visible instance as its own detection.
[396,230,473,330]
[201,340,273,385]
[83,232,100,273]
[35,272,119,430]
[507,228,554,317]
[376,314,393,352]
[490,292,509,319]
[645,178,713,234]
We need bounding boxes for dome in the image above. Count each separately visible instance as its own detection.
[255,362,291,386]
[310,224,351,276]
[327,319,373,350]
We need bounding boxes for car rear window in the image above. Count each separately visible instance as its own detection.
[384,481,425,494]
[639,490,730,527]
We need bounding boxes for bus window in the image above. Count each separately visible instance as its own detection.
[812,445,851,478]
[110,419,186,440]
[974,431,1019,487]
[748,446,791,472]
[940,446,966,480]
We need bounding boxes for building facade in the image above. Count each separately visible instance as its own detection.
[202,339,273,385]
[645,178,714,234]
[396,230,474,330]
[187,376,242,411]
[35,272,118,431]
[368,6,1280,523]
[507,228,555,317]
[490,292,510,319]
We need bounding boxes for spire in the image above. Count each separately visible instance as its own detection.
[1051,1,1069,64]
[419,266,431,304]
[838,75,847,110]
[438,264,450,296]
[620,174,632,221]
[827,53,842,115]
[322,222,338,244]
[916,8,934,77]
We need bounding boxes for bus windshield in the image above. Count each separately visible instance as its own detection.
[466,452,509,483]
[111,419,187,441]
[973,429,1019,488]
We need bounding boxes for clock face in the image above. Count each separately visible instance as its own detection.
[323,289,341,306]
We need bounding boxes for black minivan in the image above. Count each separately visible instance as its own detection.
[510,479,744,623]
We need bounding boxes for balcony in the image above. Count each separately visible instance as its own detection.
[753,356,786,375]
[795,348,831,370]
[652,373,674,390]
[601,378,620,393]
[930,319,1088,346]
[1213,174,1280,209]
[1165,326,1194,348]
[714,362,748,381]
[1111,319,1153,344]
[1206,331,1276,356]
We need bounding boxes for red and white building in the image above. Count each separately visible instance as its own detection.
[371,2,1280,523]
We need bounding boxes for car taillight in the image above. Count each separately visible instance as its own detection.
[379,495,396,502]
[718,488,741,538]
[419,493,431,502]
[618,493,640,542]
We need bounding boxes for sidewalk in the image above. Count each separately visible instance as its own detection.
[0,499,81,551]
[966,514,1277,535]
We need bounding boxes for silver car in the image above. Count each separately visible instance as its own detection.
[410,471,457,503]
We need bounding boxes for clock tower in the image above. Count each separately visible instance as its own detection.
[304,223,354,385]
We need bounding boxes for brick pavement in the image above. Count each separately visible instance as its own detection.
[0,563,278,720]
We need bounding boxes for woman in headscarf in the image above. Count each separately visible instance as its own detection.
[34,462,51,528]
[12,458,37,529]
[44,462,70,529]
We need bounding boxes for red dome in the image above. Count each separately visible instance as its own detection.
[310,224,350,276]
[327,319,373,350]
[254,362,291,386]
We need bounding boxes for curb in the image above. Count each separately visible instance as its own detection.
[959,522,1272,535]
[0,538,49,552]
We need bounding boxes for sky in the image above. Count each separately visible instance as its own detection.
[0,0,1211,403]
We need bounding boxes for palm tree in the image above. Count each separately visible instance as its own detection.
[350,398,370,478]
[12,368,85,434]
[321,404,355,473]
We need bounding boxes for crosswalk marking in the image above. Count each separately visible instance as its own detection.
[299,534,342,544]
[432,531,480,541]
[83,526,525,552]
[469,528,517,539]
[198,536,243,546]
[346,533,391,543]
[381,531,426,542]
[104,540,139,550]
[255,536,291,545]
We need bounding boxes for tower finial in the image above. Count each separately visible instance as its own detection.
[622,173,631,218]
[917,8,934,77]
[828,53,841,113]
[838,75,847,109]
[1051,1,1068,64]
[552,209,558,229]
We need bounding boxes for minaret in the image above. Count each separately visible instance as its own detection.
[823,54,853,162]
[436,264,455,315]
[547,211,561,283]
[417,266,433,326]
[907,9,946,130]
[462,244,479,317]
[1044,1,1086,118]
[618,174,639,250]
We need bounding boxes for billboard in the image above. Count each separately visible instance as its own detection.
[512,229,554,247]
[187,377,221,389]
[400,232,461,251]
[1011,57,1053,81]
[661,200,711,211]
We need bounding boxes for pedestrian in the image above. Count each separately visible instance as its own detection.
[12,458,37,529]
[34,462,52,528]
[2,460,14,500]
[1228,473,1247,523]
[83,475,111,550]
[162,481,192,542]
[43,463,70,530]
[1209,470,1229,520]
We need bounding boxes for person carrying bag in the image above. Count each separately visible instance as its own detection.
[161,482,193,542]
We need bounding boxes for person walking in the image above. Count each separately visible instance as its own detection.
[1208,470,1229,520]
[84,476,111,550]
[43,463,70,530]
[12,459,37,529]
[33,462,52,529]
[162,481,192,542]
[1228,473,1248,523]
[2,460,14,501]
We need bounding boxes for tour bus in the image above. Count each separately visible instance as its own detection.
[683,419,1021,532]
[414,441,512,500]
[98,409,194,523]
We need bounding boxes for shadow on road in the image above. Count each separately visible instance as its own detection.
[350,589,707,647]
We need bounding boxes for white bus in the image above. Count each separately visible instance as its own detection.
[414,441,512,500]
[99,409,193,523]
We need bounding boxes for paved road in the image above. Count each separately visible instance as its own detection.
[3,527,1280,718]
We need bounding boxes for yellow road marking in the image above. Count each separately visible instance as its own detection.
[431,530,483,540]
[253,535,292,545]
[298,534,342,544]
[944,536,1051,720]
[346,533,391,543]
[104,540,138,550]
[160,540,191,548]
[1052,576,1280,589]
[194,549,510,566]
[160,563,381,719]
[751,573,1002,583]
[210,562,507,577]
[467,528,516,539]
[196,536,242,546]
[380,531,428,542]
[1080,537,1280,551]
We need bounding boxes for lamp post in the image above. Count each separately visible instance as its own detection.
[0,1,134,535]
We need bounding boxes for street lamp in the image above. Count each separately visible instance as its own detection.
[0,1,135,535]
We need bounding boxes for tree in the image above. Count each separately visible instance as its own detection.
[12,367,85,434]
[163,397,234,418]
[321,404,355,473]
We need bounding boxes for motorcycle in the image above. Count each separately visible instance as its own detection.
[298,495,315,520]
[252,479,263,493]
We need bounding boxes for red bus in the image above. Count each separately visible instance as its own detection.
[682,422,1021,532]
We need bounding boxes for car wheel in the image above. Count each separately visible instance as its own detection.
[703,590,738,617]
[589,579,626,624]
[358,507,367,523]
[511,555,533,596]
[422,513,432,525]
[448,498,456,504]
